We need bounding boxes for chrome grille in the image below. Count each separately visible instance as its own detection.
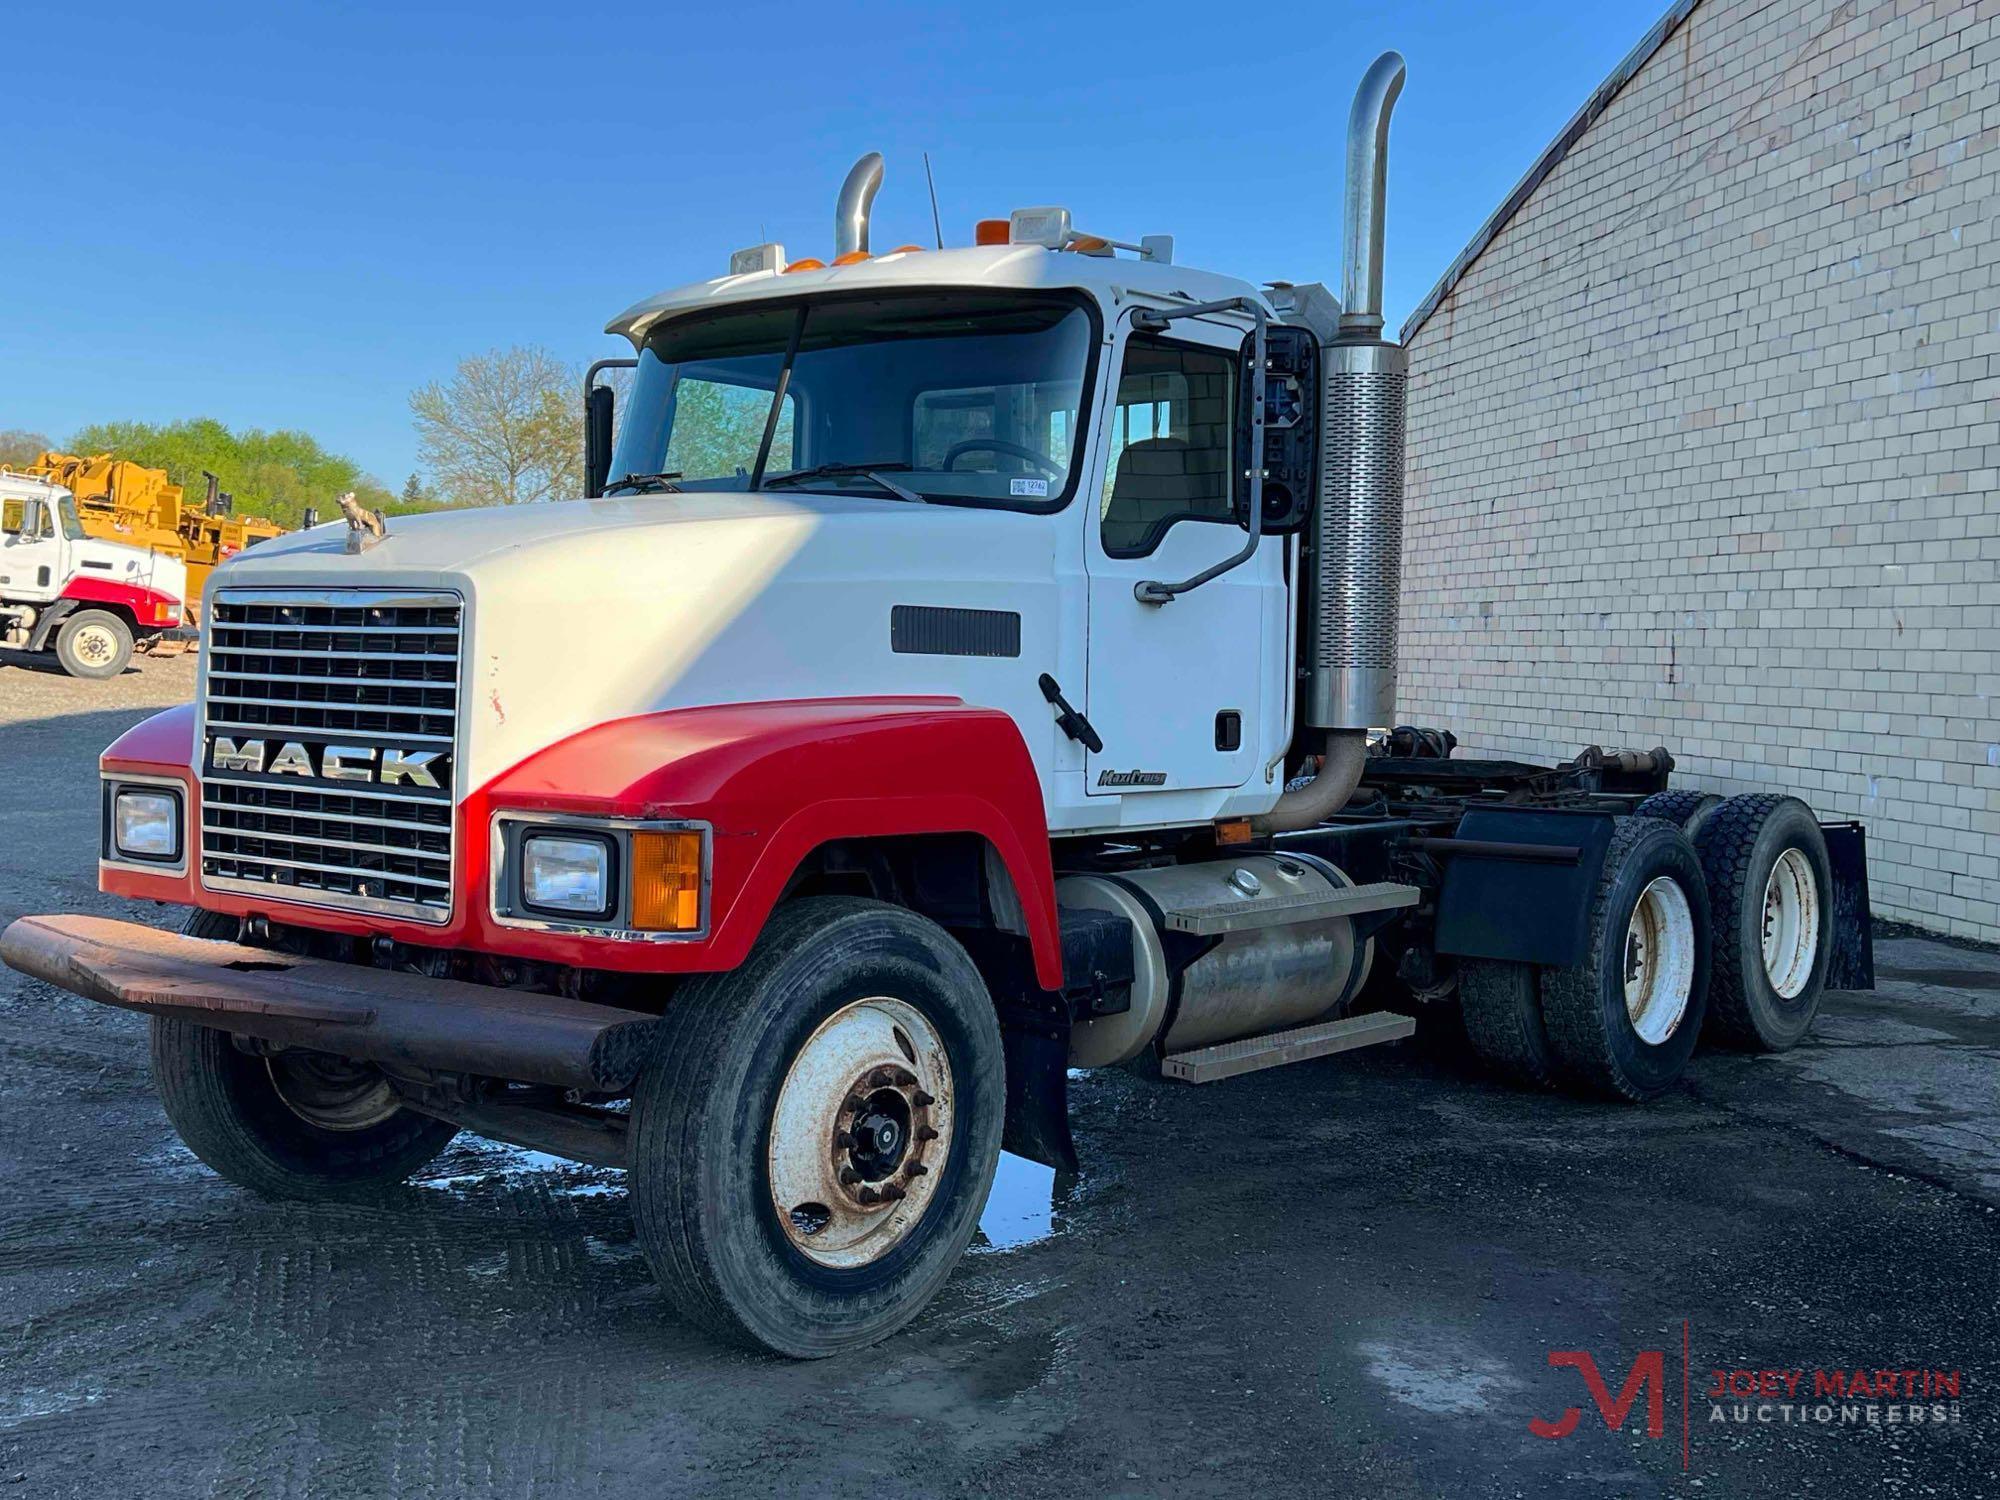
[199,590,462,923]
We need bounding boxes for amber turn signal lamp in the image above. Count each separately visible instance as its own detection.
[630,829,703,931]
[974,218,1009,245]
[1213,818,1253,846]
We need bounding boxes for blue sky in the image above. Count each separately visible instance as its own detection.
[4,0,1668,487]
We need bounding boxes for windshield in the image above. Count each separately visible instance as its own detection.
[607,291,1095,508]
[56,495,86,541]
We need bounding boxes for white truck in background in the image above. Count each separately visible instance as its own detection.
[0,470,187,677]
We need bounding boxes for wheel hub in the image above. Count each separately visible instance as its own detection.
[1623,875,1695,1045]
[1761,847,1820,999]
[768,997,954,1269]
[266,1051,400,1131]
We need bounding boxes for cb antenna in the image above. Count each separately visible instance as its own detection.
[923,151,944,249]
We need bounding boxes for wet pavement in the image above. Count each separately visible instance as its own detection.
[2,658,1996,1497]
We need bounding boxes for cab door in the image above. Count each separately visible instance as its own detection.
[0,495,66,603]
[1082,315,1282,803]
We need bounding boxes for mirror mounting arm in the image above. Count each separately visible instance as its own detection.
[583,358,638,498]
[1131,297,1267,605]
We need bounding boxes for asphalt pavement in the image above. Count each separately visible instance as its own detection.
[1,650,1994,1498]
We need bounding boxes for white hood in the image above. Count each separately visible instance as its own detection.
[70,533,189,609]
[208,493,1063,792]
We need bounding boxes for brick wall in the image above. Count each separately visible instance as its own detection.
[1399,0,2000,941]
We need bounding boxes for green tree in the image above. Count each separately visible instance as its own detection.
[64,418,398,529]
[409,347,579,506]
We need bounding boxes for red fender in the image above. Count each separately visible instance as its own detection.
[62,574,182,628]
[475,698,1064,988]
[98,698,1064,989]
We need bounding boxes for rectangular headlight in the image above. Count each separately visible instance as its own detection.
[114,788,180,861]
[520,833,615,917]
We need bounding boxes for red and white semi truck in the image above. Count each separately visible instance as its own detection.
[1,470,187,677]
[2,54,1870,1357]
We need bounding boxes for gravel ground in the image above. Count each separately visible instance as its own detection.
[1,651,1995,1498]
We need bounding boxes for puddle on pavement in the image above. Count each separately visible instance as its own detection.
[418,1139,1072,1251]
[974,1151,1070,1253]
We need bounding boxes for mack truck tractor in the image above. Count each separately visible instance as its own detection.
[1,54,1871,1357]
[0,469,188,677]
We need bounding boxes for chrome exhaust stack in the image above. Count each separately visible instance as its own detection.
[1254,53,1408,834]
[834,152,885,258]
[1304,51,1408,737]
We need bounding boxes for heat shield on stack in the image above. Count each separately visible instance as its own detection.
[1304,338,1406,730]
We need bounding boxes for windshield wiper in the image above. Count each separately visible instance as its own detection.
[602,471,683,495]
[762,462,924,503]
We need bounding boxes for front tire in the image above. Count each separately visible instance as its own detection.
[628,897,1004,1358]
[150,1020,459,1199]
[55,609,133,678]
[150,910,458,1198]
[1540,817,1712,1102]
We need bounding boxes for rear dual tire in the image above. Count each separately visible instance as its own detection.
[1539,818,1711,1101]
[1463,818,1711,1101]
[1692,795,1831,1051]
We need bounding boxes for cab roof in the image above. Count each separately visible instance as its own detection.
[606,244,1269,346]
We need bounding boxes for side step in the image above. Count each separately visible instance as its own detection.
[1163,880,1417,936]
[1162,1010,1415,1084]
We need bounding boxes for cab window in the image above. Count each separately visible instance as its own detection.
[662,375,795,484]
[1100,335,1236,557]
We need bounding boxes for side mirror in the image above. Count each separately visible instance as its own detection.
[584,384,615,499]
[583,357,636,499]
[1234,324,1318,532]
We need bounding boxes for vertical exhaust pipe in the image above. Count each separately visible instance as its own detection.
[834,152,885,258]
[1306,50,1408,735]
[1256,51,1409,834]
[1339,52,1405,336]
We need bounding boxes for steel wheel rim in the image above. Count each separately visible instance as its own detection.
[266,1052,400,1131]
[1761,847,1819,999]
[768,996,953,1269]
[75,625,117,665]
[1623,875,1694,1045]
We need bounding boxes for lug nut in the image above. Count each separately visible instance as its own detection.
[834,1130,855,1149]
[839,1167,861,1186]
[912,1090,936,1107]
[879,1183,907,1201]
[892,1067,918,1086]
[858,1186,881,1205]
[845,1093,867,1112]
[906,1162,928,1177]
[917,1125,939,1142]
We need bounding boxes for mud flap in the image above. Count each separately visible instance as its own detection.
[1821,821,1874,991]
[997,1001,1077,1173]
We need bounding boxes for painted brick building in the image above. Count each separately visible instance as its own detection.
[1398,0,2000,941]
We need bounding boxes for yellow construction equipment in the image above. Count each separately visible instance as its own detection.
[20,452,284,619]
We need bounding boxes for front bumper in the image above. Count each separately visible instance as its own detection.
[0,914,660,1091]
